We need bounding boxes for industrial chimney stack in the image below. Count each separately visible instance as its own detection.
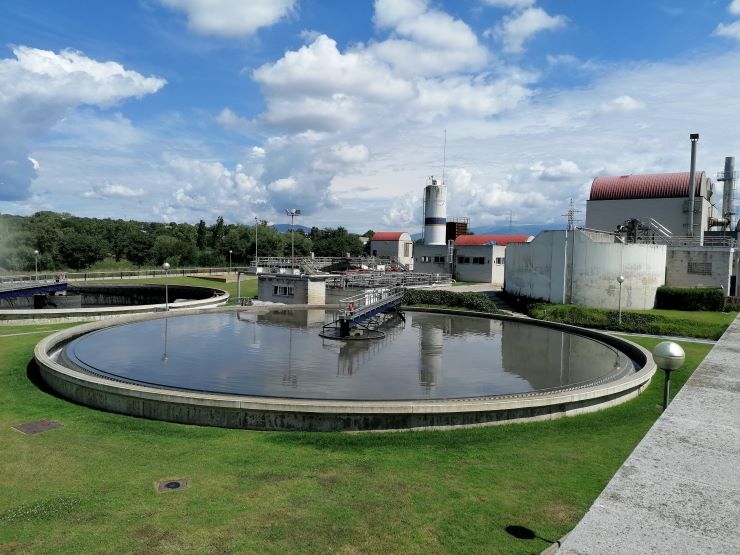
[687,133,699,237]
[719,156,737,230]
[423,176,447,246]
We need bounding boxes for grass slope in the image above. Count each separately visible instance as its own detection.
[0,325,710,554]
[528,303,736,340]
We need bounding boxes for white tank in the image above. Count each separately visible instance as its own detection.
[424,176,447,245]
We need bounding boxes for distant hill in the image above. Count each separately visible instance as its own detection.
[272,223,313,234]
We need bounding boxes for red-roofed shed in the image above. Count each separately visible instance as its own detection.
[454,234,533,247]
[371,231,407,241]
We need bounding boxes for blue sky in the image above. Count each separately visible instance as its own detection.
[1,0,739,232]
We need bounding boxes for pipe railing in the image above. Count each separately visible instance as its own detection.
[338,286,404,319]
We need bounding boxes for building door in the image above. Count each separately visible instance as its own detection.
[731,275,737,296]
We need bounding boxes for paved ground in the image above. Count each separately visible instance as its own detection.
[556,313,740,555]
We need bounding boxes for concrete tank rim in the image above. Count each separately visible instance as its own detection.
[1,284,229,322]
[34,305,657,417]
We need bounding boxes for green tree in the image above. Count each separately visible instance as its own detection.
[196,220,207,250]
[58,232,107,270]
[310,227,363,257]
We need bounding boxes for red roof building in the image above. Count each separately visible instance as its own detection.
[371,231,407,241]
[454,234,533,247]
[590,172,706,201]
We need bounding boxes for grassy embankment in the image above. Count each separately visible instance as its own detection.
[526,303,736,340]
[0,321,711,554]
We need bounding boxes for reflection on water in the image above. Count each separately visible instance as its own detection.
[65,311,636,401]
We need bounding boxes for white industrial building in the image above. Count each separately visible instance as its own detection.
[415,234,533,285]
[584,155,739,296]
[369,231,414,269]
[505,229,667,310]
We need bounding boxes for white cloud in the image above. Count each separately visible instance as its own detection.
[731,0,740,15]
[597,95,646,114]
[330,143,370,164]
[0,46,164,201]
[82,182,146,199]
[482,0,535,8]
[530,160,582,181]
[216,107,252,133]
[158,0,295,37]
[492,7,567,53]
[713,19,740,40]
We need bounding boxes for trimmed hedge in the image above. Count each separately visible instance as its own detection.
[402,289,498,313]
[655,286,725,311]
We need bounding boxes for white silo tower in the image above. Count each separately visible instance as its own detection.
[423,176,447,245]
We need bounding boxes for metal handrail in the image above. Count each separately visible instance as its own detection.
[339,286,404,319]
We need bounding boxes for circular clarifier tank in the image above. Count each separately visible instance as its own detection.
[35,307,657,431]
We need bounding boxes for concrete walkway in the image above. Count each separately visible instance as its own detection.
[557,313,740,554]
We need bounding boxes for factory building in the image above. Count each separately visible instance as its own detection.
[584,148,739,296]
[415,234,533,285]
[585,171,718,240]
[369,231,414,269]
[504,229,667,310]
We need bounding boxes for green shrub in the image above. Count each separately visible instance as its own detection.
[402,289,498,313]
[727,297,740,311]
[655,286,725,311]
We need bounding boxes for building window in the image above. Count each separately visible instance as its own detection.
[420,255,431,263]
[687,262,712,275]
[457,256,470,264]
[494,257,505,265]
[404,243,411,257]
[472,257,485,264]
[434,256,445,263]
[273,285,294,296]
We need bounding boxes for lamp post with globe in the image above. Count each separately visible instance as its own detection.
[652,341,686,411]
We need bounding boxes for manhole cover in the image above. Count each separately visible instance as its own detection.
[157,479,188,492]
[12,419,62,435]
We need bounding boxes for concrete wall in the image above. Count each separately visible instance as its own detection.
[505,231,568,303]
[413,244,449,274]
[505,230,666,309]
[585,197,714,238]
[454,245,506,284]
[258,275,327,305]
[665,246,735,293]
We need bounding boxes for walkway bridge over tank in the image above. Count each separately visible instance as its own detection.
[323,286,405,338]
[0,278,68,301]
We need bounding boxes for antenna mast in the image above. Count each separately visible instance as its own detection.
[442,129,447,185]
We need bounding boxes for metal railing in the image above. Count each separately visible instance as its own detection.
[0,266,248,283]
[326,272,452,289]
[338,286,404,319]
[0,278,67,293]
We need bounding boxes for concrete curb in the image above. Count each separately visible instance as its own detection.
[34,306,657,432]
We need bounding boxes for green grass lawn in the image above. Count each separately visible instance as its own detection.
[0,321,712,554]
[78,275,257,305]
[528,303,736,340]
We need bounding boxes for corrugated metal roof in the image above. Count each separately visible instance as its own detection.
[454,234,533,247]
[371,231,408,241]
[590,172,705,200]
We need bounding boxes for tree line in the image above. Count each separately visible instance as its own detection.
[0,211,373,272]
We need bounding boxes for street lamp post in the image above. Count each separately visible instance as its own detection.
[617,275,625,325]
[163,262,170,312]
[229,250,232,274]
[285,208,301,271]
[652,341,686,411]
[33,250,39,281]
[254,216,259,272]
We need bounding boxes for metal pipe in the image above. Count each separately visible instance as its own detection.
[688,133,699,236]
[662,368,672,411]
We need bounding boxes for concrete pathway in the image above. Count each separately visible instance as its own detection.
[556,313,740,554]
